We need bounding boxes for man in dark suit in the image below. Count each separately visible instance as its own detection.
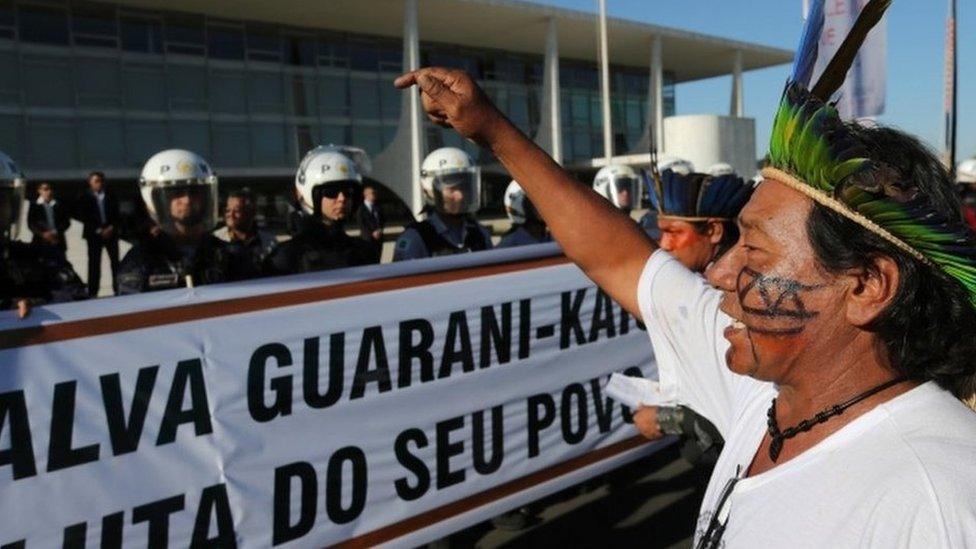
[356,182,384,261]
[76,171,120,296]
[27,181,70,254]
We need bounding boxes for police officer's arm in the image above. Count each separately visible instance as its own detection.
[395,68,654,318]
[392,229,429,262]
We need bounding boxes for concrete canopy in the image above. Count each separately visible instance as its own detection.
[113,0,792,81]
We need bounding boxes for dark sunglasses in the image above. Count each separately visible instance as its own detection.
[319,183,356,199]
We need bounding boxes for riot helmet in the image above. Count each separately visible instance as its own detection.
[706,162,735,177]
[421,147,481,216]
[503,180,541,225]
[139,149,218,238]
[593,164,641,212]
[958,159,976,185]
[295,149,362,221]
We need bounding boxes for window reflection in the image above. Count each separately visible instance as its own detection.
[120,16,163,53]
[80,119,124,167]
[125,121,168,166]
[4,1,665,172]
[211,70,247,114]
[72,4,118,49]
[164,14,205,56]
[28,117,76,167]
[123,63,166,110]
[212,122,249,165]
[208,25,244,61]
[246,24,281,62]
[23,55,72,107]
[18,5,68,45]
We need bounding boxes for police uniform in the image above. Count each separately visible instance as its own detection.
[497,225,552,248]
[393,211,493,261]
[1,241,87,308]
[214,226,277,281]
[268,218,377,275]
[117,233,232,294]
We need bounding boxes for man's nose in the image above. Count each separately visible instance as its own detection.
[706,244,742,291]
[659,234,674,251]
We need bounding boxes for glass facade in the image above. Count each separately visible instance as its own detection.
[559,60,675,160]
[0,1,676,178]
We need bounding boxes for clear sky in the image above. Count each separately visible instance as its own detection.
[534,0,975,163]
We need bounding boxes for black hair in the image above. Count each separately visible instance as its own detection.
[691,220,740,260]
[805,124,976,396]
[88,171,105,181]
[227,188,255,213]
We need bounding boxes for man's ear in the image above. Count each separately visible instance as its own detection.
[706,219,725,246]
[845,254,900,327]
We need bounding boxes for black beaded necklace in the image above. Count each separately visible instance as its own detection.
[766,376,909,462]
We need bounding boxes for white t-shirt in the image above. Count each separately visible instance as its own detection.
[637,250,976,548]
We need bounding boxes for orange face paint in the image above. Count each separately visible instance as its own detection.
[657,218,715,272]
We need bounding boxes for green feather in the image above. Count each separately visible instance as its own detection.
[766,83,976,310]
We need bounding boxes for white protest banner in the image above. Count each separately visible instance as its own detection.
[812,0,888,119]
[0,244,664,547]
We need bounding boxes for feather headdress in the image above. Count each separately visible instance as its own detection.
[649,169,754,222]
[764,0,976,307]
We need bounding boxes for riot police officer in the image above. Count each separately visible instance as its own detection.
[268,149,377,274]
[393,147,493,261]
[117,149,232,294]
[0,151,86,317]
[592,163,641,214]
[498,180,550,248]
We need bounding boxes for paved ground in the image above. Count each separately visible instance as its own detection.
[438,444,706,549]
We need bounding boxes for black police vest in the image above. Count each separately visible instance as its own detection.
[408,220,490,257]
[1,242,87,307]
[270,220,376,275]
[118,234,231,294]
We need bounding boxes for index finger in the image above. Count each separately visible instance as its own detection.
[393,66,458,89]
[393,71,419,89]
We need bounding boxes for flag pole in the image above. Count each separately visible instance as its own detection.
[598,0,613,164]
[944,0,958,174]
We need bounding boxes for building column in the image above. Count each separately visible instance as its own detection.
[536,18,562,164]
[630,34,663,156]
[598,0,613,162]
[372,0,425,214]
[650,35,664,152]
[730,49,743,118]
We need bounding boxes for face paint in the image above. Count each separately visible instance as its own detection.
[736,266,824,336]
[658,219,717,273]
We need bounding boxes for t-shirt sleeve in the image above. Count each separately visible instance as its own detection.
[636,249,751,438]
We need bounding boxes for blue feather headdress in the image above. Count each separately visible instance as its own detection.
[648,169,754,222]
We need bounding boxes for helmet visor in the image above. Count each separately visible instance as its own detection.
[611,175,639,211]
[433,168,481,215]
[0,181,25,240]
[150,184,217,234]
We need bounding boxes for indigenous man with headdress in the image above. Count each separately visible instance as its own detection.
[632,168,754,470]
[394,0,976,545]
